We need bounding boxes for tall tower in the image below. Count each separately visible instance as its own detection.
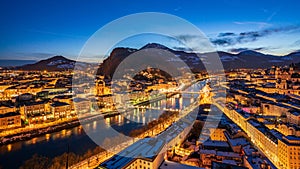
[96,79,105,96]
[289,66,294,75]
[275,67,280,79]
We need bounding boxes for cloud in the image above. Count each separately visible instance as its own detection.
[175,35,199,42]
[174,34,215,52]
[172,46,193,52]
[228,47,279,54]
[293,49,300,53]
[211,38,234,46]
[234,21,272,27]
[229,48,250,53]
[252,47,267,51]
[217,32,236,37]
[211,25,300,46]
[292,40,300,47]
[228,47,267,53]
[267,11,278,22]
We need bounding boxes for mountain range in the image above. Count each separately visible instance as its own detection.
[9,43,300,74]
[97,43,300,77]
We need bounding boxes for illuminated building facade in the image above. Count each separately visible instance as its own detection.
[278,136,300,169]
[50,102,71,119]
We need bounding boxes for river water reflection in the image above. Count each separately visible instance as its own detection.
[0,81,204,168]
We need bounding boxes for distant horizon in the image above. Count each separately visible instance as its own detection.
[0,59,37,67]
[1,49,300,66]
[1,42,299,64]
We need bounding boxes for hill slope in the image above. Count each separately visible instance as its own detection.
[98,43,300,77]
[17,56,75,71]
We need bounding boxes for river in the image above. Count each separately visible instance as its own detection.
[0,81,205,169]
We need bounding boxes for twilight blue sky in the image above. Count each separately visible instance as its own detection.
[0,0,300,61]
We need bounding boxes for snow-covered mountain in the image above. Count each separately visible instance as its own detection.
[17,56,76,71]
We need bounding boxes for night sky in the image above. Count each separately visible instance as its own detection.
[0,0,300,60]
